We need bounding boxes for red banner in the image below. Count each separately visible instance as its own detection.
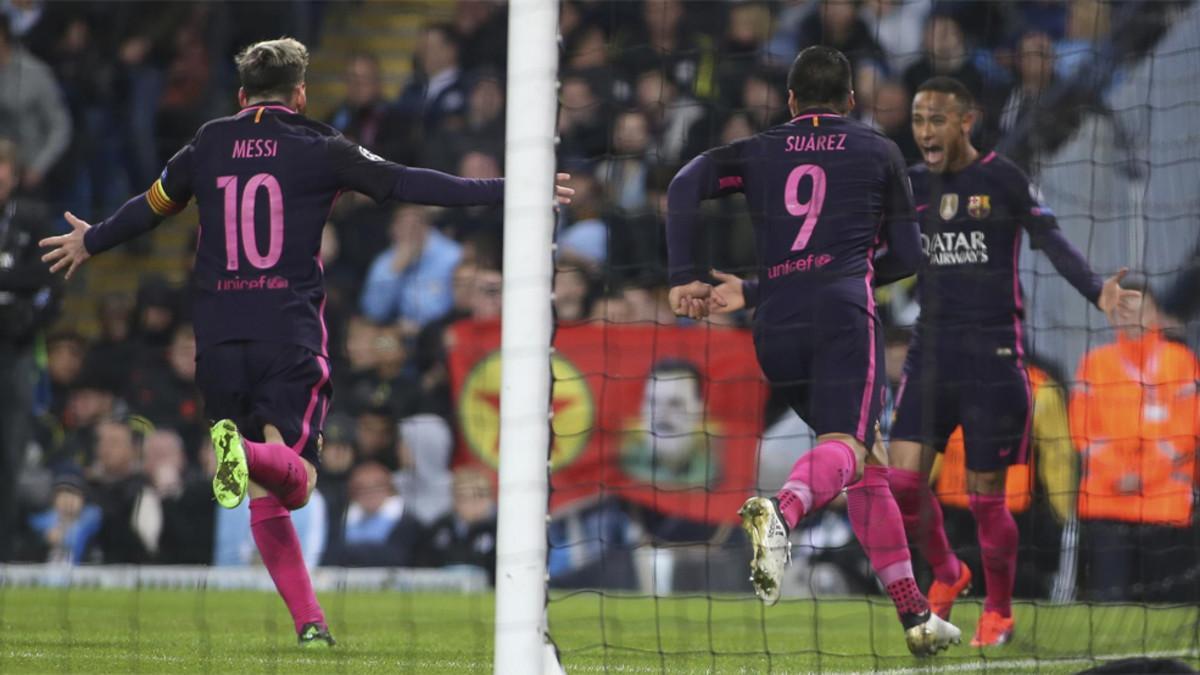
[447,320,768,524]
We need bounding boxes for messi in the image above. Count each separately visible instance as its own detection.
[232,138,279,159]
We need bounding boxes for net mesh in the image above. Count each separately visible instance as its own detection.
[2,1,1199,673]
[542,0,1200,671]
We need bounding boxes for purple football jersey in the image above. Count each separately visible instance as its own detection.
[84,103,503,356]
[908,150,1100,328]
[668,109,917,324]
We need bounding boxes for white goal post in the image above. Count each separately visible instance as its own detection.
[494,0,561,673]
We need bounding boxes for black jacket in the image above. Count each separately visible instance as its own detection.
[0,198,60,346]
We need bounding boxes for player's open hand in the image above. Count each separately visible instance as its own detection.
[1097,267,1142,326]
[554,173,575,205]
[669,280,724,320]
[39,211,92,280]
[708,269,745,314]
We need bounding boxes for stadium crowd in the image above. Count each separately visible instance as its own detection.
[0,0,1195,603]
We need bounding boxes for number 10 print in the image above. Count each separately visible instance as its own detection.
[217,174,284,271]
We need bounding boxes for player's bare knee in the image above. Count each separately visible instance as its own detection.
[888,440,925,473]
[303,459,318,497]
[967,469,1006,496]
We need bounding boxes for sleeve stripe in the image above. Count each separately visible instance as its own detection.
[146,179,185,216]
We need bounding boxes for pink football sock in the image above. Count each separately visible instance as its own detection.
[243,439,309,509]
[847,466,929,619]
[250,495,326,633]
[889,467,961,585]
[775,439,857,529]
[969,493,1018,618]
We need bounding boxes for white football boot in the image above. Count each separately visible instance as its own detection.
[738,496,791,606]
[905,612,962,656]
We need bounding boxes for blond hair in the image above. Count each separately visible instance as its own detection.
[235,37,309,100]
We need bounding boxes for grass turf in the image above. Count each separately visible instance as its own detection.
[0,588,1195,673]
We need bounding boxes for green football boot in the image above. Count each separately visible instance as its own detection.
[210,419,249,509]
[298,622,336,648]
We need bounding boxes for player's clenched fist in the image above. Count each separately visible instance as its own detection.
[669,280,724,320]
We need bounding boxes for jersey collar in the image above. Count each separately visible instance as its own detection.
[789,107,842,124]
[237,101,296,117]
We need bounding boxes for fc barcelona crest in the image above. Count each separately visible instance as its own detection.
[968,194,991,219]
[939,193,959,220]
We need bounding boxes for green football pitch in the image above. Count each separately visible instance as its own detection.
[0,588,1195,673]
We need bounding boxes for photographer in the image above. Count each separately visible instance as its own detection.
[0,138,59,560]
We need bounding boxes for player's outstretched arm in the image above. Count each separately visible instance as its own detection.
[39,211,93,280]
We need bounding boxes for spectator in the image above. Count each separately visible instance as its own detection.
[55,362,122,470]
[0,14,70,192]
[413,261,477,385]
[27,469,101,564]
[998,31,1056,137]
[715,2,772,111]
[423,71,506,173]
[453,0,507,73]
[333,315,382,412]
[141,429,212,564]
[595,109,653,214]
[82,293,138,396]
[557,74,609,166]
[436,150,504,238]
[324,461,424,567]
[131,276,182,350]
[421,466,497,581]
[126,323,205,457]
[862,0,933,74]
[554,253,600,323]
[1056,0,1109,80]
[361,204,463,333]
[341,324,421,424]
[395,413,454,526]
[1070,286,1200,602]
[902,14,987,113]
[563,22,610,74]
[354,405,400,471]
[467,262,504,322]
[88,419,152,563]
[622,275,676,326]
[869,80,921,164]
[615,0,716,100]
[317,413,356,554]
[633,69,708,166]
[557,173,609,267]
[326,52,412,164]
[0,137,59,558]
[794,0,888,77]
[396,23,467,134]
[110,4,189,190]
[740,68,789,131]
[46,331,85,419]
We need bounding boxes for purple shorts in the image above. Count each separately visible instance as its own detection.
[890,325,1031,473]
[754,302,885,451]
[196,341,332,469]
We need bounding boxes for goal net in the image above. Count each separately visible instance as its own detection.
[4,1,1199,673]
[471,0,1199,671]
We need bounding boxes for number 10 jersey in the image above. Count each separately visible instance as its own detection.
[138,104,407,357]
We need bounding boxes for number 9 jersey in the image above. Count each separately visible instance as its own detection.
[669,108,916,327]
